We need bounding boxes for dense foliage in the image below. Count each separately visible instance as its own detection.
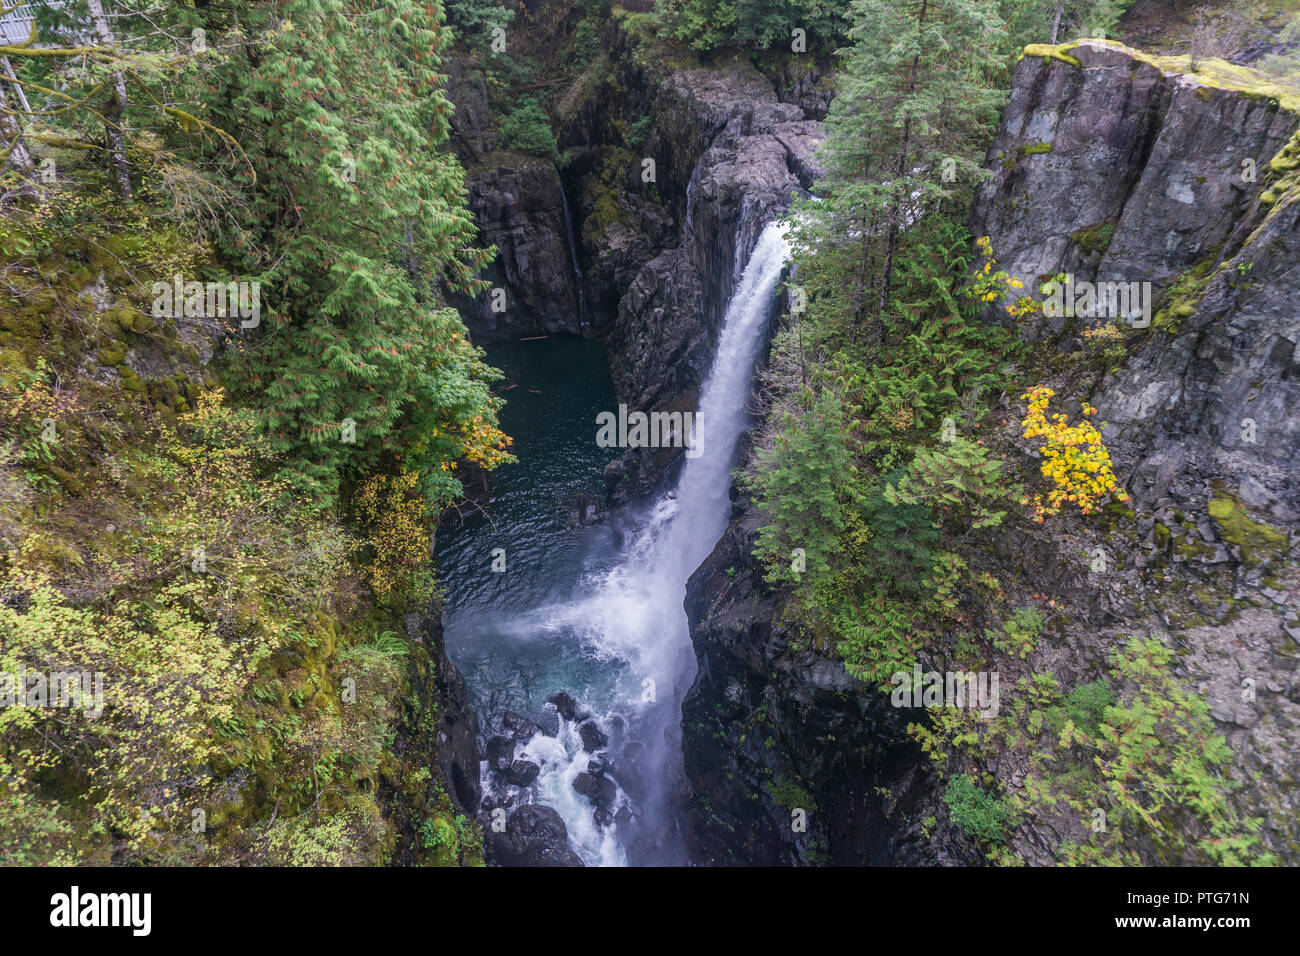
[741,0,1260,864]
[656,0,1135,54]
[744,0,1022,682]
[0,0,504,865]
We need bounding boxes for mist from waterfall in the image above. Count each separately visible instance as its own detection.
[440,221,791,865]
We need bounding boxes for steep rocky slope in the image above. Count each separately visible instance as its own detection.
[683,41,1300,865]
[975,39,1300,862]
[447,29,823,500]
[682,481,981,865]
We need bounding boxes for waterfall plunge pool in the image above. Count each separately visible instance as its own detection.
[437,223,791,866]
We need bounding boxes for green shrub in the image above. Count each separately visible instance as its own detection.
[658,0,851,53]
[944,774,1009,843]
[444,0,515,46]
[885,437,1013,532]
[988,607,1044,659]
[1054,678,1113,737]
[498,98,557,158]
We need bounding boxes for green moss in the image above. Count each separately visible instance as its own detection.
[1261,129,1300,208]
[119,366,144,392]
[764,775,814,812]
[1070,220,1116,256]
[1207,494,1288,565]
[97,343,127,365]
[1152,252,1221,331]
[1153,521,1171,550]
[1020,141,1054,156]
[1022,43,1082,68]
[1022,40,1300,116]
[1172,529,1214,561]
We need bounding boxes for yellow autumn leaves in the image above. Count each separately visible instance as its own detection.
[1020,385,1128,521]
[968,235,1039,318]
[352,470,436,608]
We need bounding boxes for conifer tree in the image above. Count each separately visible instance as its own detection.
[807,0,1007,343]
[196,0,509,507]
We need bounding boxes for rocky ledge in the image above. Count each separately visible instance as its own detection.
[683,40,1300,865]
[447,30,825,501]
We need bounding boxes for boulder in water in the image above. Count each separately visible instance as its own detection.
[500,710,544,741]
[573,771,617,810]
[485,735,515,772]
[572,491,605,527]
[546,691,580,722]
[587,754,610,777]
[482,805,584,867]
[578,720,609,752]
[501,759,540,787]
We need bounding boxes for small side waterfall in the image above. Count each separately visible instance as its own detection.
[556,167,587,325]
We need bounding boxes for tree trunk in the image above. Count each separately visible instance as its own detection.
[878,0,928,333]
[86,0,132,201]
[0,64,35,190]
[1051,1,1065,44]
[3,57,31,115]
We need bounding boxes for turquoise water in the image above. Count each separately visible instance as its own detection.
[437,336,624,719]
[436,336,646,864]
[437,223,791,866]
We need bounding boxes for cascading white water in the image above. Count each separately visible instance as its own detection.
[556,169,587,325]
[510,221,791,865]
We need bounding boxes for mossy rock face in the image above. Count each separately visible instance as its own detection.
[1022,43,1082,68]
[1071,220,1116,256]
[1261,129,1300,208]
[97,342,127,366]
[1152,250,1221,330]
[1207,494,1288,565]
[1153,521,1172,552]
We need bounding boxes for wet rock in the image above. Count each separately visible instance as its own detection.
[610,741,648,800]
[500,710,544,741]
[546,691,580,722]
[578,720,609,752]
[587,754,610,777]
[501,759,540,788]
[572,771,617,810]
[485,735,515,773]
[573,491,605,527]
[482,805,584,867]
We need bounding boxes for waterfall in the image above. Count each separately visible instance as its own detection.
[509,220,791,865]
[556,167,587,325]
